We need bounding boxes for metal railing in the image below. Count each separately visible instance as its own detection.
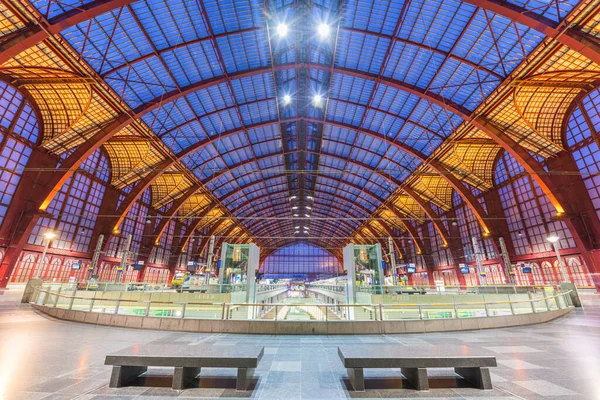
[31,286,574,322]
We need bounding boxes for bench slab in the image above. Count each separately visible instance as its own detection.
[338,345,496,391]
[105,344,263,391]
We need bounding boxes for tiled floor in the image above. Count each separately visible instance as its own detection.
[1,288,599,400]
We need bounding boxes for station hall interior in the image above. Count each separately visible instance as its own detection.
[2,0,600,399]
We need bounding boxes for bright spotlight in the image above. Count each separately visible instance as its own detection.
[282,94,292,105]
[276,23,288,37]
[313,94,323,107]
[547,235,560,243]
[317,23,330,39]
[43,231,56,240]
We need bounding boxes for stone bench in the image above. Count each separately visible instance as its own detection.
[105,344,264,391]
[338,345,496,391]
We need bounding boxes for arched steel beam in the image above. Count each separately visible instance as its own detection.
[344,27,504,80]
[148,146,454,249]
[189,218,227,256]
[152,184,205,244]
[382,205,426,254]
[248,206,363,239]
[37,62,562,237]
[0,0,138,65]
[177,202,220,252]
[188,149,453,245]
[460,0,600,65]
[3,0,599,71]
[377,220,405,260]
[213,224,240,252]
[110,114,486,237]
[100,27,262,78]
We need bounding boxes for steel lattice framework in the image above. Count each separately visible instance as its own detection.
[1,0,600,262]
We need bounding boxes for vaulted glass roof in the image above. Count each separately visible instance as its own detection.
[39,0,578,249]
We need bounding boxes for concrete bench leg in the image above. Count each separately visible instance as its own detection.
[347,367,365,391]
[455,367,492,389]
[173,367,201,390]
[109,365,148,388]
[401,367,429,390]
[236,367,255,391]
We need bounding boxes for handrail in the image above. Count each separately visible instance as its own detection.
[32,287,572,309]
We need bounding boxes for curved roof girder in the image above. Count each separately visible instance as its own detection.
[186,149,454,243]
[107,113,489,237]
[37,62,566,237]
[3,0,599,69]
[152,184,204,243]
[193,220,226,256]
[377,219,406,259]
[178,203,223,252]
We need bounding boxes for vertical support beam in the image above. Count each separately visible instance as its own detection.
[0,148,59,288]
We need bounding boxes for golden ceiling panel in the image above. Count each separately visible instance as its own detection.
[379,209,406,231]
[178,194,210,219]
[2,42,73,70]
[188,208,224,232]
[43,92,120,154]
[102,140,165,187]
[0,3,25,37]
[485,96,562,158]
[538,47,598,73]
[513,71,600,145]
[369,221,386,237]
[0,67,94,144]
[391,195,426,222]
[441,142,501,188]
[218,218,234,232]
[409,175,453,210]
[151,172,194,209]
[581,11,600,37]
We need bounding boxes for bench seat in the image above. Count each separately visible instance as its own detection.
[105,344,264,391]
[338,345,496,391]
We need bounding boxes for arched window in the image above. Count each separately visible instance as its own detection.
[566,87,600,221]
[261,243,341,276]
[0,81,39,228]
[427,222,453,267]
[150,214,176,266]
[11,254,36,283]
[106,188,151,260]
[494,151,575,255]
[28,149,109,252]
[453,190,495,262]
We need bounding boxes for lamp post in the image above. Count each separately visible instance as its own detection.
[33,231,56,279]
[547,234,569,283]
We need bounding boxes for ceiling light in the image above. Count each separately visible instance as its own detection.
[282,94,292,105]
[313,94,323,107]
[306,206,312,210]
[290,195,297,200]
[293,214,299,217]
[43,231,56,240]
[292,206,298,210]
[276,23,288,37]
[304,214,310,217]
[307,196,314,200]
[317,23,330,39]
[295,226,300,229]
[304,227,309,230]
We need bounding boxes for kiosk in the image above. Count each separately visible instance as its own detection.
[343,243,384,320]
[219,242,260,318]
